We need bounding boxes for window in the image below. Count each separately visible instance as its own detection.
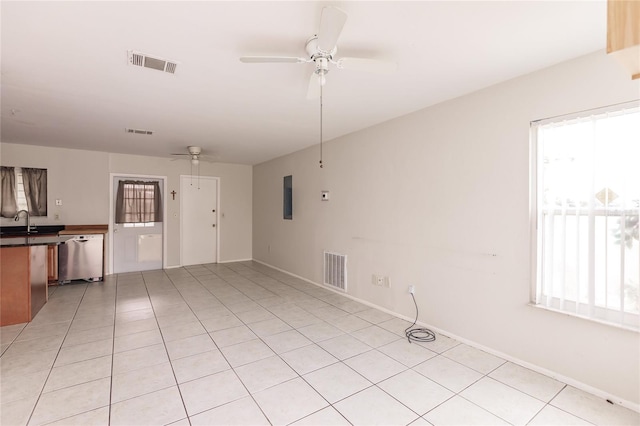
[115,180,162,224]
[15,168,29,211]
[0,166,47,217]
[531,102,639,329]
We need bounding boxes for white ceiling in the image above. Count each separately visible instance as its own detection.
[1,1,606,165]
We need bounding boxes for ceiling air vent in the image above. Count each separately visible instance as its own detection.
[127,50,178,74]
[125,128,153,135]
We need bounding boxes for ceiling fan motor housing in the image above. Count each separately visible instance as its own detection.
[305,35,337,61]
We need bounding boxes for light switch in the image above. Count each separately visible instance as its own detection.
[55,199,63,206]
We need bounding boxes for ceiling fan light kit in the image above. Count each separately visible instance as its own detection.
[173,146,202,188]
[171,146,216,163]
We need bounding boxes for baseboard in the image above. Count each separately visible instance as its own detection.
[250,258,640,413]
[219,258,253,264]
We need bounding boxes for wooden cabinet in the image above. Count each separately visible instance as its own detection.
[607,0,640,79]
[0,247,31,326]
[0,245,47,326]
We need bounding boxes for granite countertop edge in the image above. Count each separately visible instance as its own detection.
[0,235,74,247]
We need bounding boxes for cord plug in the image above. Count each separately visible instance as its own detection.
[408,285,415,295]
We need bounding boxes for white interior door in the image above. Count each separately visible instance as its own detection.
[181,175,218,266]
[112,176,164,273]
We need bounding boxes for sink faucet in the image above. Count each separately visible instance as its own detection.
[14,209,31,233]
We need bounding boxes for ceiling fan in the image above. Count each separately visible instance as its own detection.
[170,146,216,166]
[239,6,397,99]
[171,146,217,188]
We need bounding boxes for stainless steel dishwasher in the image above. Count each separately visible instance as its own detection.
[58,234,104,283]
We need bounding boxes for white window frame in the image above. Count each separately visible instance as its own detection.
[530,101,640,331]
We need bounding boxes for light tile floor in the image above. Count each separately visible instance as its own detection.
[1,261,638,426]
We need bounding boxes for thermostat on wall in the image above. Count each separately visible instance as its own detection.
[321,191,329,201]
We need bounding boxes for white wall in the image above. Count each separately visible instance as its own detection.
[253,51,640,405]
[0,144,253,266]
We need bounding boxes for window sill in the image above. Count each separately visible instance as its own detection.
[527,303,639,333]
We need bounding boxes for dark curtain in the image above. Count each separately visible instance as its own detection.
[21,167,48,216]
[115,180,163,223]
[1,166,18,218]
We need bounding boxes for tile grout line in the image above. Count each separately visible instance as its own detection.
[6,263,629,425]
[209,264,436,424]
[141,270,193,426]
[172,266,278,424]
[195,265,422,425]
[107,274,122,426]
[173,265,339,423]
[23,283,90,426]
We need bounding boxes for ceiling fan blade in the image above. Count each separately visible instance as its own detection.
[335,57,397,74]
[240,56,307,64]
[199,155,219,162]
[306,72,321,100]
[317,6,347,53]
[171,153,190,156]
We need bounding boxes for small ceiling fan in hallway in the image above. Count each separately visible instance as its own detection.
[171,146,217,188]
[170,146,217,166]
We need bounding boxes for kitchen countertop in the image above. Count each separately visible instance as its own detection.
[0,225,65,237]
[59,225,108,235]
[0,235,74,247]
[0,224,107,246]
[1,224,108,237]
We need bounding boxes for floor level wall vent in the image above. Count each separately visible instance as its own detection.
[324,251,347,292]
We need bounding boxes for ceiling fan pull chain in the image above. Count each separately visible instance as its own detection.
[319,82,323,169]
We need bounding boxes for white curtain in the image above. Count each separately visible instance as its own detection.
[0,166,18,218]
[22,167,47,216]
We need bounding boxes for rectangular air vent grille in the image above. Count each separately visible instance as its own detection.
[125,128,153,135]
[324,251,347,292]
[128,50,177,74]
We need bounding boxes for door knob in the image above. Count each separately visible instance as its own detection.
[212,224,216,227]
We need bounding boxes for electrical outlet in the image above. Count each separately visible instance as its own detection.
[54,213,60,220]
[372,275,390,287]
[408,285,415,294]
